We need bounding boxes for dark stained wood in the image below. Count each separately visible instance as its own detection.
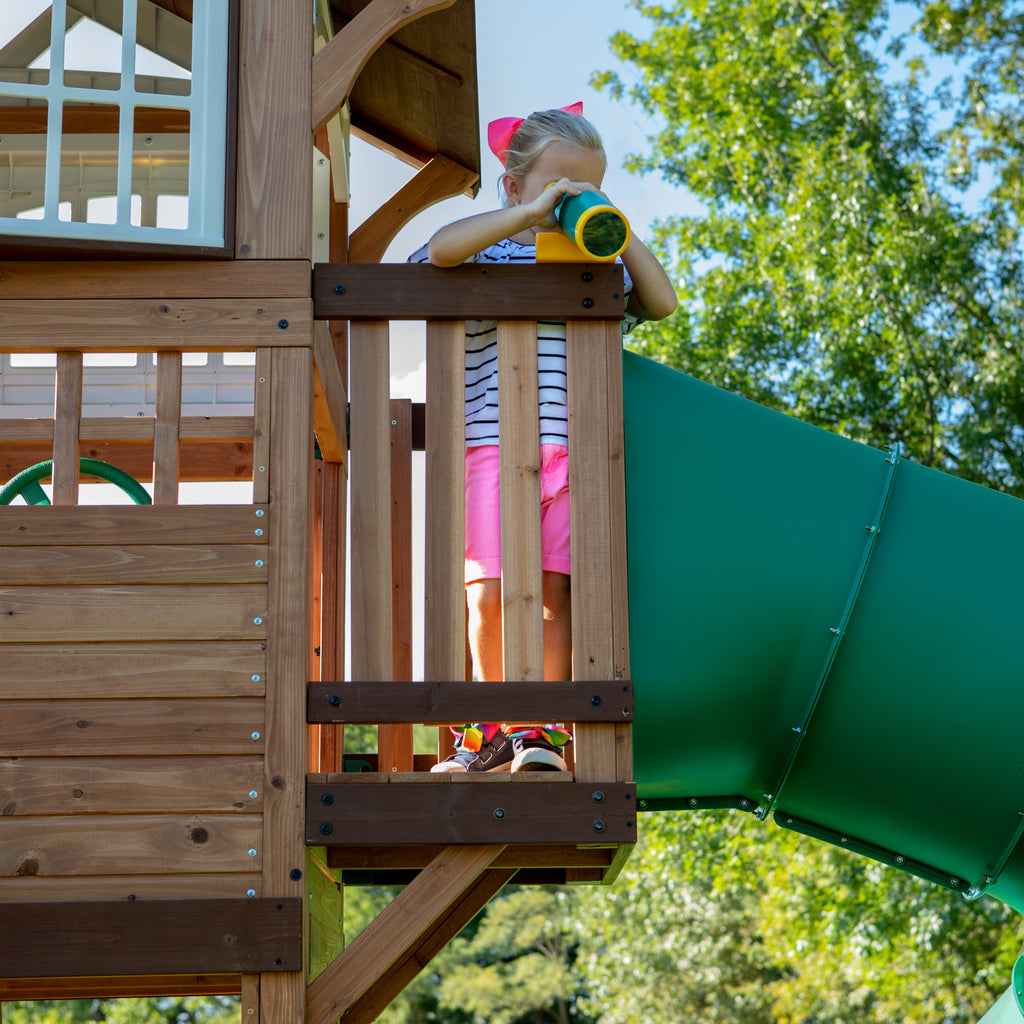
[326,844,614,871]
[308,679,634,724]
[306,780,637,845]
[0,975,241,1000]
[313,263,628,321]
[0,899,300,977]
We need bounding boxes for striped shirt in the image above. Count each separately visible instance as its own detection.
[409,238,638,446]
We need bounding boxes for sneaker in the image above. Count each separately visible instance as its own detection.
[508,726,572,773]
[430,723,514,773]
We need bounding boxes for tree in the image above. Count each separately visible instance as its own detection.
[597,0,1024,493]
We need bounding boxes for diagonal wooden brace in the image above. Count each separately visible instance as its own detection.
[305,844,508,1024]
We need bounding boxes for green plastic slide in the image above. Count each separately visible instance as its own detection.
[622,351,1024,916]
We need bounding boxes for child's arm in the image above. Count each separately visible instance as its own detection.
[620,235,678,322]
[426,179,586,267]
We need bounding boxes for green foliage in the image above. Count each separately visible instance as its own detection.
[3,998,239,1024]
[599,0,1024,494]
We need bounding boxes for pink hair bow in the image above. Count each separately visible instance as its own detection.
[487,101,584,166]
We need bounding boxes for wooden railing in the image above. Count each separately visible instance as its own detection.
[309,261,634,788]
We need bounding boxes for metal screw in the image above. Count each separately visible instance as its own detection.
[689,798,698,807]
[246,889,256,897]
[590,694,602,707]
[320,792,334,805]
[592,790,605,803]
[278,319,289,330]
[493,808,506,820]
[252,673,261,681]
[895,855,904,864]
[581,271,593,282]
[258,466,266,473]
[251,731,261,740]
[320,822,333,835]
[255,509,265,517]
[328,695,341,707]
[290,869,303,881]
[254,617,263,625]
[248,848,258,857]
[255,528,264,536]
[333,284,346,295]
[249,790,258,799]
[582,297,594,309]
[840,836,849,844]
[950,877,960,886]
[593,820,606,833]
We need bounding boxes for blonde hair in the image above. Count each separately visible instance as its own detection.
[500,108,606,207]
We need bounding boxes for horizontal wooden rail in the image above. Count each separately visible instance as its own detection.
[308,680,633,724]
[306,779,637,846]
[312,262,627,320]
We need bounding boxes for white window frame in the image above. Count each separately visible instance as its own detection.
[0,0,229,248]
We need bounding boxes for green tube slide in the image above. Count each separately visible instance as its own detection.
[622,351,1024,917]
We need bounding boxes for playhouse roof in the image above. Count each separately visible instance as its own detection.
[328,0,480,190]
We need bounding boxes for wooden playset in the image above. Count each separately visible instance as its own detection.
[0,2,636,1021]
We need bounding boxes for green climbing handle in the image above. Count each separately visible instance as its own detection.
[0,458,152,506]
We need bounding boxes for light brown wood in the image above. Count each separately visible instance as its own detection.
[263,348,312,906]
[0,757,264,815]
[52,351,83,505]
[0,417,255,443]
[350,321,392,682]
[306,844,504,1024]
[236,0,311,260]
[348,154,478,263]
[253,349,271,504]
[0,504,269,546]
[567,320,616,781]
[0,873,263,903]
[154,351,183,504]
[497,321,544,682]
[318,460,346,773]
[242,975,261,1024]
[0,814,263,877]
[0,544,269,586]
[380,399,414,772]
[312,320,348,464]
[424,321,466,684]
[0,975,243,1000]
[0,641,266,698]
[0,700,266,756]
[0,585,268,642]
[0,299,312,351]
[0,260,308,300]
[310,0,457,133]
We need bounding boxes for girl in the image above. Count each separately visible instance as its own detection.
[410,105,677,773]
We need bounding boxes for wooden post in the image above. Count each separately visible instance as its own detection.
[153,351,182,505]
[52,352,83,506]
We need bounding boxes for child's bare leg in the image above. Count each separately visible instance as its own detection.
[466,578,503,681]
[542,570,571,681]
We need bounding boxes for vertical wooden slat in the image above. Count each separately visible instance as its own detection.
[497,321,544,682]
[425,320,467,760]
[263,345,312,1022]
[424,321,466,682]
[380,398,413,772]
[242,975,260,1024]
[153,351,182,505]
[604,322,633,781]
[567,320,616,781]
[253,349,271,505]
[309,459,325,772]
[350,321,392,683]
[52,351,83,505]
[319,460,346,772]
[235,0,311,259]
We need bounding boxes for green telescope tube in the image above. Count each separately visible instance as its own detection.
[556,191,630,260]
[622,351,1024,912]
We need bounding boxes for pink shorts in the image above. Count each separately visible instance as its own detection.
[465,444,571,584]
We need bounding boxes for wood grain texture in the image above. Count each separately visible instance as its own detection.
[0,585,268,642]
[0,700,266,756]
[154,351,183,504]
[0,299,311,351]
[0,757,264,815]
[52,352,83,505]
[0,975,243,1001]
[497,322,543,682]
[0,873,262,903]
[0,641,266,698]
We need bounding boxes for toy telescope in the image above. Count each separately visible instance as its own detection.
[535,191,632,263]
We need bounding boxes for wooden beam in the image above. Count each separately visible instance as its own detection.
[153,351,183,504]
[348,154,478,263]
[313,263,628,321]
[52,352,82,505]
[305,845,503,1024]
[306,781,637,846]
[312,321,348,464]
[0,975,242,1001]
[0,260,308,299]
[308,680,634,725]
[0,105,192,135]
[0,299,312,351]
[236,0,311,259]
[0,900,300,977]
[310,0,457,134]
